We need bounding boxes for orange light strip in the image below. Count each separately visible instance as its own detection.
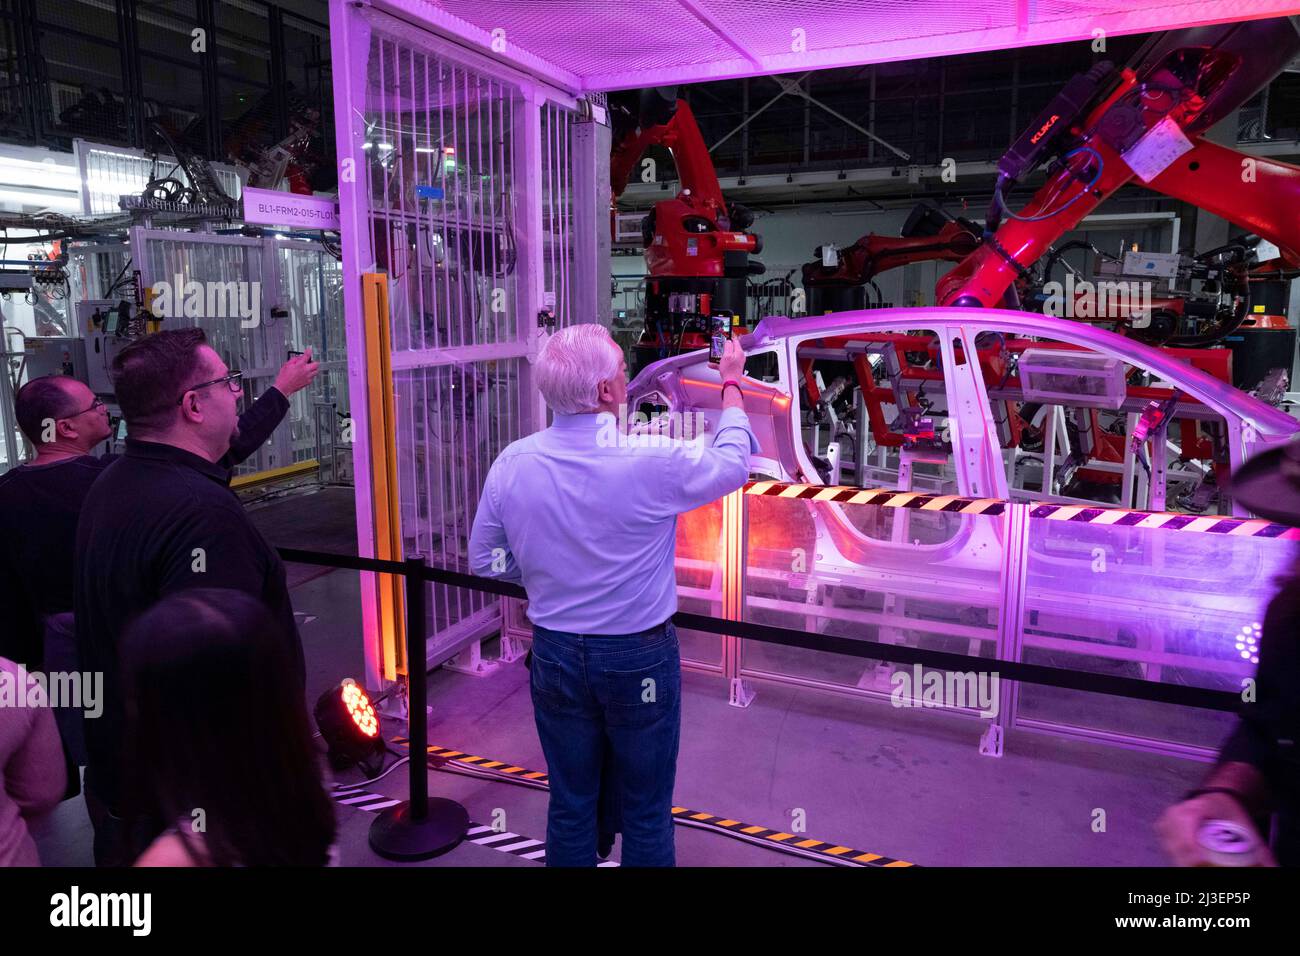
[361,274,406,680]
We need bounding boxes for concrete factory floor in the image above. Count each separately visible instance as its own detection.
[33,486,1211,867]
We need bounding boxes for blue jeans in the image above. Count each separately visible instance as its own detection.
[530,620,681,867]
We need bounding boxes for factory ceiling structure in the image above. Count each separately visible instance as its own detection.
[400,0,1299,88]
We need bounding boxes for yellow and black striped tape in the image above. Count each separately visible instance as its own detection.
[743,480,1300,539]
[668,806,913,866]
[391,736,914,867]
[745,479,1005,515]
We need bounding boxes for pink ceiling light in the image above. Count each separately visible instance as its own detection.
[390,0,1300,90]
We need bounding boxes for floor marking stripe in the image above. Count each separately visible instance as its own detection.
[355,799,401,811]
[330,785,551,865]
[496,839,543,852]
[385,738,917,868]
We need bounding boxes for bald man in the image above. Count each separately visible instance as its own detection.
[0,352,318,669]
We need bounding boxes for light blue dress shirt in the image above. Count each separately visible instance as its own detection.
[469,405,759,634]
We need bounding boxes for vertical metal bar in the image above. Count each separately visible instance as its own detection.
[1009,54,1020,147]
[450,63,464,351]
[434,57,452,636]
[509,89,518,436]
[802,76,810,166]
[995,502,1030,752]
[451,363,464,619]
[454,67,472,622]
[435,55,449,352]
[475,74,488,348]
[740,79,749,177]
[547,106,559,318]
[1043,405,1060,495]
[404,555,429,816]
[15,0,42,143]
[395,43,412,354]
[328,0,382,686]
[547,105,557,324]
[116,0,144,147]
[540,105,550,314]
[936,62,945,163]
[867,67,876,164]
[448,65,465,623]
[410,47,427,355]
[564,111,575,326]
[415,51,434,564]
[1150,417,1170,511]
[1121,411,1139,508]
[197,0,222,157]
[483,77,496,346]
[558,106,567,323]
[269,5,290,142]
[554,105,562,321]
[721,488,748,699]
[461,65,478,354]
[557,107,566,325]
[515,86,547,435]
[503,87,514,344]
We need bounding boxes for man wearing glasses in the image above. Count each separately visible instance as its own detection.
[13,327,315,865]
[0,353,315,672]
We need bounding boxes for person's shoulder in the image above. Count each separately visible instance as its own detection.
[134,832,206,867]
[491,432,549,469]
[100,451,231,504]
[0,468,23,511]
[502,431,545,455]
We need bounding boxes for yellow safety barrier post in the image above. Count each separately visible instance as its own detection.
[361,273,407,679]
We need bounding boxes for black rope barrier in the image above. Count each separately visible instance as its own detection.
[277,546,1241,714]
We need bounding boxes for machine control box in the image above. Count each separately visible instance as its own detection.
[22,336,88,383]
[1019,348,1126,409]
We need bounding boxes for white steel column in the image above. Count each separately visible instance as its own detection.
[328,0,385,688]
[572,115,611,328]
[515,86,549,434]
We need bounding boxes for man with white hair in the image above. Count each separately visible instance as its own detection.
[470,322,755,866]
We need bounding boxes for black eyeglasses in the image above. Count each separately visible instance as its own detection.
[176,371,244,405]
[68,397,106,417]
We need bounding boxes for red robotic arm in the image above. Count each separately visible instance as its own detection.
[610,92,760,279]
[609,88,764,372]
[803,219,981,290]
[938,17,1300,310]
[611,95,725,212]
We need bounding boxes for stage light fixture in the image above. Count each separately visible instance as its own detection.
[315,678,386,774]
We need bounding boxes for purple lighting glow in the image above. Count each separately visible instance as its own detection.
[391,0,1300,90]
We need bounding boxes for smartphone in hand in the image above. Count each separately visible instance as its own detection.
[708,315,729,366]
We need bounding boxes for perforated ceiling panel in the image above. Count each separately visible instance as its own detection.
[399,0,1300,90]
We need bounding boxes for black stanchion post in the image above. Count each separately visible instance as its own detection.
[406,554,429,819]
[368,555,470,861]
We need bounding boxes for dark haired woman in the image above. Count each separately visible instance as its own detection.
[122,589,336,866]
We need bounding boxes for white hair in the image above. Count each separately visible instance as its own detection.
[535,323,621,414]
